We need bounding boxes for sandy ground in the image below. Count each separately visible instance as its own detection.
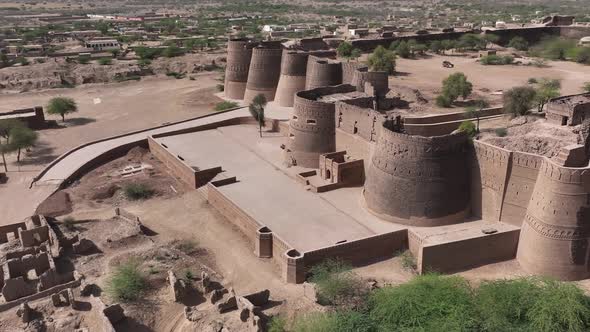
[391,54,590,113]
[0,73,223,223]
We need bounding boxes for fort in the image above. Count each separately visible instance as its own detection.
[18,30,588,286]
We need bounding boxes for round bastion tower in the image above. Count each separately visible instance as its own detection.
[305,57,343,90]
[517,160,590,280]
[275,50,309,107]
[243,41,283,103]
[224,38,256,100]
[363,121,471,226]
[285,88,338,168]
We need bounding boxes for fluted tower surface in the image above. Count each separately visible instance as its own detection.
[243,41,283,103]
[285,86,355,168]
[275,50,309,107]
[517,160,590,280]
[224,38,256,100]
[305,57,343,90]
[363,122,470,226]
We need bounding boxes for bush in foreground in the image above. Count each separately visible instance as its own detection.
[214,101,239,111]
[123,183,155,200]
[106,261,146,302]
[294,275,590,332]
[309,259,366,307]
[369,274,477,331]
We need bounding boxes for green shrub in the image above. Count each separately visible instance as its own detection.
[123,183,155,200]
[309,259,365,306]
[476,278,590,332]
[106,261,146,302]
[293,312,338,332]
[481,54,514,65]
[528,77,538,84]
[508,36,529,51]
[369,274,477,331]
[214,101,239,111]
[166,71,185,79]
[78,57,90,64]
[184,270,194,280]
[575,46,590,64]
[216,83,224,92]
[268,315,287,332]
[583,82,590,92]
[367,45,396,74]
[503,86,537,117]
[98,58,112,65]
[436,94,452,107]
[458,121,477,137]
[495,127,508,137]
[396,250,417,272]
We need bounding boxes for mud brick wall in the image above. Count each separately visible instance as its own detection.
[0,222,26,243]
[302,230,408,271]
[148,137,197,188]
[414,229,520,274]
[500,151,543,226]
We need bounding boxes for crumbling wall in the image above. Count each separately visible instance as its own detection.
[363,124,471,226]
[517,159,590,280]
[336,100,384,143]
[5,252,51,279]
[243,41,283,103]
[224,38,256,100]
[342,62,367,85]
[0,222,25,243]
[275,50,309,107]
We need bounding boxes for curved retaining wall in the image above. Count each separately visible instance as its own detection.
[305,56,343,90]
[363,122,470,226]
[275,50,309,107]
[224,38,256,100]
[243,41,283,103]
[517,159,590,280]
[286,85,356,168]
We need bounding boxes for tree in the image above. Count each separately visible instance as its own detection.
[249,94,267,137]
[163,45,183,58]
[437,72,473,107]
[458,121,477,138]
[337,41,353,58]
[47,97,78,121]
[503,86,537,117]
[508,36,529,51]
[582,82,590,92]
[9,126,37,162]
[395,41,411,58]
[367,45,396,74]
[441,39,456,54]
[534,78,561,112]
[350,48,362,61]
[0,119,23,171]
[430,40,442,54]
[458,34,486,51]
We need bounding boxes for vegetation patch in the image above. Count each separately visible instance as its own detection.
[214,101,239,112]
[106,261,147,302]
[123,183,155,200]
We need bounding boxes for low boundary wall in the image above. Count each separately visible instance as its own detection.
[207,181,408,283]
[410,228,520,274]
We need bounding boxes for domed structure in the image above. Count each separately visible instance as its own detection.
[517,160,590,280]
[363,121,471,226]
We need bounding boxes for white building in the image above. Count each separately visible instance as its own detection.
[84,39,121,51]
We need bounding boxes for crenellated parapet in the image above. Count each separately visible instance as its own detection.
[363,122,471,226]
[517,158,590,280]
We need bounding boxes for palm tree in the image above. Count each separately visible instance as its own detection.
[249,94,267,137]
